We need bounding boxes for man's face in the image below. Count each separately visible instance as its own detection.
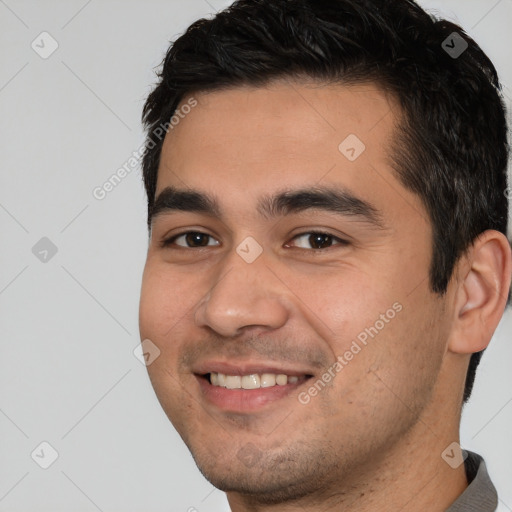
[139,81,453,500]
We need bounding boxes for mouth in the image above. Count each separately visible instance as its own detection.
[194,367,314,412]
[208,371,310,389]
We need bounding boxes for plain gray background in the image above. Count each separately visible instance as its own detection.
[1,1,511,510]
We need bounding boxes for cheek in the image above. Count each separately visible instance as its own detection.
[139,264,197,396]
[311,264,443,392]
[293,268,397,342]
[139,264,197,431]
[314,301,446,451]
[139,261,197,339]
[352,295,446,416]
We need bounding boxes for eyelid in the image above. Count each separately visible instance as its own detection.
[160,230,220,248]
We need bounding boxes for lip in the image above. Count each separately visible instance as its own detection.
[195,374,311,412]
[193,360,315,412]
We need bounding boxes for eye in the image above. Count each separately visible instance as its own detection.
[161,231,220,248]
[287,232,348,250]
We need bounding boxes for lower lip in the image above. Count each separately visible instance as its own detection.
[196,375,308,412]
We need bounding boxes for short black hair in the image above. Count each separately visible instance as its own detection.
[141,0,510,403]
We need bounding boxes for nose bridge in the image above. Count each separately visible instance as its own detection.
[194,246,289,337]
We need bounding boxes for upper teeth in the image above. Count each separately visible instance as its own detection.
[210,372,300,389]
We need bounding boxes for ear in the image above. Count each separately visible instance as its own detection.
[448,230,512,354]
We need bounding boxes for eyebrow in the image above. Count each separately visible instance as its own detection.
[149,185,386,230]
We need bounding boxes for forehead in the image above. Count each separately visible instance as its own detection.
[160,81,394,171]
[156,80,426,225]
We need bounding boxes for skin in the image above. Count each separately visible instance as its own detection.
[139,80,511,511]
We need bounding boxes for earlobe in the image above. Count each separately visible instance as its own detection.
[449,230,512,354]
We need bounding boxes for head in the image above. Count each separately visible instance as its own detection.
[138,0,511,505]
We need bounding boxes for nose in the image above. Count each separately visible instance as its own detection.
[194,248,289,338]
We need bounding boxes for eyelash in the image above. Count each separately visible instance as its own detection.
[160,231,349,251]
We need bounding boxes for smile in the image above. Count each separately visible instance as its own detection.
[209,372,309,389]
[194,366,314,412]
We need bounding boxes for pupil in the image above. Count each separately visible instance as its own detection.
[187,232,208,247]
[310,233,331,249]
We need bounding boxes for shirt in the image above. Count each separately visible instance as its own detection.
[446,451,498,511]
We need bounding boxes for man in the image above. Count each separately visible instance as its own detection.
[138,0,511,510]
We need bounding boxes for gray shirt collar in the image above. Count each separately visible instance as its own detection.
[446,451,498,511]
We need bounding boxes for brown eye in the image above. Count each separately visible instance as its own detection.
[289,232,348,250]
[184,233,210,247]
[309,233,334,249]
[162,231,220,248]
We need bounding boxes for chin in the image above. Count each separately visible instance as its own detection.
[188,443,336,505]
